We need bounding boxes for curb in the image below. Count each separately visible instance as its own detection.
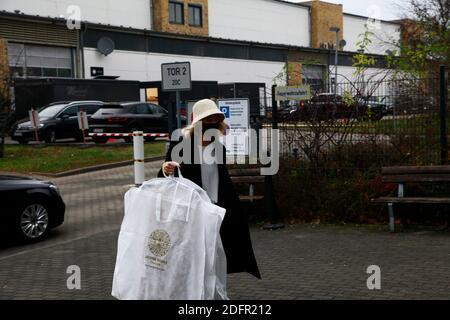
[29,155,166,178]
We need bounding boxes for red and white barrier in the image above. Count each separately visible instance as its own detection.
[88,133,169,138]
[87,131,168,185]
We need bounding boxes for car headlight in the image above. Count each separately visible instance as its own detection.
[49,184,61,196]
[18,124,45,130]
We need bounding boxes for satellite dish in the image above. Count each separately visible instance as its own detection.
[340,39,347,48]
[97,37,115,56]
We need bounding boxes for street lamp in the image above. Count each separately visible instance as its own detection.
[330,27,340,94]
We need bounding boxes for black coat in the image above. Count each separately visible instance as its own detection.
[157,138,261,279]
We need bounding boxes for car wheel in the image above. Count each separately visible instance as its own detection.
[16,201,50,242]
[92,136,108,144]
[45,128,56,143]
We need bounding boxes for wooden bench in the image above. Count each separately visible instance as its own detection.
[371,165,450,232]
[229,168,265,202]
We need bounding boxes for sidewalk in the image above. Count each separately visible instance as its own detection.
[1,224,449,299]
[0,161,449,299]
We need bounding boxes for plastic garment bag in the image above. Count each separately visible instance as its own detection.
[111,168,228,300]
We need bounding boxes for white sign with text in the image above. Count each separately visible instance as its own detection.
[275,85,311,101]
[28,109,40,128]
[161,62,192,91]
[77,111,89,130]
[218,99,250,156]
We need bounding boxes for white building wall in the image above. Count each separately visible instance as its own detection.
[208,0,310,47]
[84,48,285,90]
[0,0,152,30]
[343,15,400,55]
[333,65,392,84]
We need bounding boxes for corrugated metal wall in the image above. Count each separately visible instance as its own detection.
[0,17,78,47]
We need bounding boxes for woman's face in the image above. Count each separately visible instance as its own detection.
[201,114,223,125]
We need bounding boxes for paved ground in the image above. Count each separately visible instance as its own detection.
[1,161,450,300]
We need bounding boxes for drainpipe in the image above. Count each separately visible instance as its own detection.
[308,6,312,48]
[150,0,155,30]
[78,22,87,79]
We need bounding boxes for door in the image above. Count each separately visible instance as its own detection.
[56,105,79,138]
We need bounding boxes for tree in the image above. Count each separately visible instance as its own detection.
[0,38,12,158]
[387,0,450,76]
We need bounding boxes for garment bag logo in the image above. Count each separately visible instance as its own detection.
[145,229,171,271]
[148,229,171,257]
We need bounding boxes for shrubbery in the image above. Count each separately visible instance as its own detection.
[271,142,449,226]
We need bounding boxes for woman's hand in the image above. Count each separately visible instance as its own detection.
[162,161,179,176]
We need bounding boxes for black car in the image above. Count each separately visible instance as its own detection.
[354,95,392,120]
[89,102,185,143]
[290,93,382,121]
[0,175,65,242]
[289,93,354,121]
[11,101,103,143]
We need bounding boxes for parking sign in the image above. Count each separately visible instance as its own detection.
[220,106,230,118]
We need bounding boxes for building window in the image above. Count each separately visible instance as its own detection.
[169,1,184,24]
[7,43,73,78]
[188,5,202,27]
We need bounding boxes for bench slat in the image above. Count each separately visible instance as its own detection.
[382,174,450,183]
[231,176,265,183]
[372,197,450,204]
[382,166,450,175]
[239,195,264,202]
[229,168,260,176]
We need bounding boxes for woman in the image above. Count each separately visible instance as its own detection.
[158,99,261,279]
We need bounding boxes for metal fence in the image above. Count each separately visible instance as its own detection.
[261,71,449,171]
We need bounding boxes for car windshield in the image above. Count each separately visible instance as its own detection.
[38,104,67,117]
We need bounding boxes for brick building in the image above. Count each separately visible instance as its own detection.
[0,0,401,105]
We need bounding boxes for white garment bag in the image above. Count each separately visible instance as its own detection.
[111,168,228,300]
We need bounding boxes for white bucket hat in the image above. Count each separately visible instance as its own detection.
[191,99,224,126]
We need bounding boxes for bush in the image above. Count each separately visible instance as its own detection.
[273,142,449,225]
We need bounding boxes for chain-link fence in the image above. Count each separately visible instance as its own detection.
[262,74,449,170]
[255,72,450,223]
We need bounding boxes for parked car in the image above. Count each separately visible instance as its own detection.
[353,95,392,121]
[89,102,186,143]
[0,175,65,242]
[273,101,295,119]
[10,101,103,143]
[290,93,391,121]
[290,93,358,121]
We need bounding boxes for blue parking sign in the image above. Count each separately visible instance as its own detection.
[220,106,230,118]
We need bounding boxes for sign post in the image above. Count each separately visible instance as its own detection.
[186,100,198,125]
[77,110,89,143]
[29,109,40,143]
[261,85,284,231]
[161,62,192,136]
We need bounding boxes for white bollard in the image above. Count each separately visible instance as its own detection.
[133,131,145,186]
